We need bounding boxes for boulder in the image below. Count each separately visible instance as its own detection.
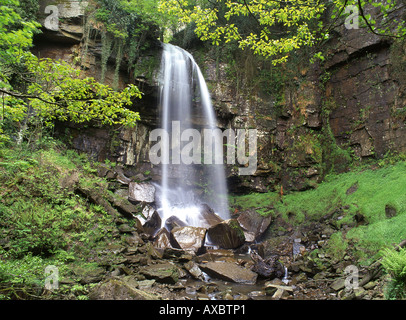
[129,182,155,203]
[141,210,162,238]
[250,250,285,279]
[170,226,207,253]
[117,223,133,234]
[165,215,187,232]
[162,247,192,261]
[198,204,224,228]
[207,219,245,249]
[264,282,294,296]
[184,261,204,280]
[237,209,272,242]
[89,278,159,300]
[138,263,179,284]
[153,228,173,249]
[71,265,105,285]
[194,249,235,263]
[137,205,157,225]
[200,261,258,284]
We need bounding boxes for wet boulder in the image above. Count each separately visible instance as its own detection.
[250,250,285,279]
[153,228,173,249]
[237,209,272,242]
[170,226,207,253]
[200,261,258,284]
[129,182,155,203]
[141,210,162,238]
[184,261,204,280]
[207,219,245,249]
[137,205,157,225]
[165,215,187,232]
[198,204,223,228]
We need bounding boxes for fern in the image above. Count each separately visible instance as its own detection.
[382,247,406,281]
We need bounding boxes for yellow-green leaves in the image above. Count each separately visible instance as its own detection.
[0,0,40,87]
[159,0,406,63]
[159,0,325,64]
[6,55,141,128]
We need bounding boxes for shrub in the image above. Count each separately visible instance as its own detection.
[382,247,406,299]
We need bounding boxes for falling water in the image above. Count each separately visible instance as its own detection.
[156,43,229,226]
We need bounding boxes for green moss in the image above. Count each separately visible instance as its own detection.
[230,159,406,262]
[0,137,119,298]
[324,232,348,262]
[228,219,245,239]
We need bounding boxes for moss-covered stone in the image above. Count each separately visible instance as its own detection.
[207,219,245,249]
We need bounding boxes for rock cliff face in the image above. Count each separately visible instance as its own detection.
[34,0,160,176]
[206,7,406,193]
[325,26,406,159]
[34,1,406,194]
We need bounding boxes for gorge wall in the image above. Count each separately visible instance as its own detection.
[33,0,406,194]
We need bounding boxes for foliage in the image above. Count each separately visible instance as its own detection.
[320,104,353,175]
[83,0,178,86]
[231,159,406,263]
[0,250,50,299]
[0,139,115,258]
[324,232,348,262]
[1,54,142,136]
[0,136,122,299]
[159,0,325,64]
[382,247,406,282]
[330,0,406,37]
[159,0,406,65]
[381,247,406,299]
[0,0,40,87]
[24,55,141,127]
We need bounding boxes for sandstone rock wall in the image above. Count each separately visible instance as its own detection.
[206,7,406,193]
[34,1,406,194]
[34,0,160,176]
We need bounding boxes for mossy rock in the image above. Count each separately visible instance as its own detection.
[71,265,106,284]
[138,263,179,284]
[207,219,245,249]
[89,278,160,300]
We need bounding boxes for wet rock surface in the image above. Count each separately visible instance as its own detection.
[207,219,246,249]
[170,226,207,253]
[237,209,272,242]
[200,261,258,285]
[129,182,156,203]
[66,168,389,301]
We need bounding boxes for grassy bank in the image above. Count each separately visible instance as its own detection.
[0,138,123,299]
[230,160,406,263]
[2,135,406,299]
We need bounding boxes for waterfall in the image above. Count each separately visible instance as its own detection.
[155,43,229,227]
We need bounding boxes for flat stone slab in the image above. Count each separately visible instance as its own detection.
[200,261,258,285]
[139,263,179,284]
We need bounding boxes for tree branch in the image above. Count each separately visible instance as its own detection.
[357,0,401,39]
[243,0,262,28]
[0,88,62,106]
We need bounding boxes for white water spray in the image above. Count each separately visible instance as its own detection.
[156,43,230,226]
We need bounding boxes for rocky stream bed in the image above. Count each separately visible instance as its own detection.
[54,165,391,301]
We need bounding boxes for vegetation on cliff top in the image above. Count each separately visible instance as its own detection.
[159,0,406,65]
[0,0,141,147]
